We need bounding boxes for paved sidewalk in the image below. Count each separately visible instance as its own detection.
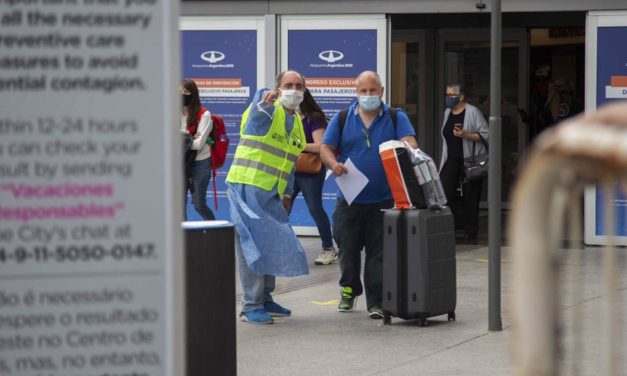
[236,240,516,376]
[235,237,627,375]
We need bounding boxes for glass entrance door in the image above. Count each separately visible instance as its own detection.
[438,29,528,203]
[390,30,437,158]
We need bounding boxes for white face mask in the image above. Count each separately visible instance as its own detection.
[279,89,304,110]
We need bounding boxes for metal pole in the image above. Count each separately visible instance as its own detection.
[489,0,503,332]
[264,14,277,88]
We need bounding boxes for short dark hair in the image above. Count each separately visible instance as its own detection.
[275,70,305,88]
[446,83,465,95]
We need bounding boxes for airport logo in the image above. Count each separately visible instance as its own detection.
[318,50,344,63]
[201,50,225,63]
[310,49,353,69]
[194,50,234,69]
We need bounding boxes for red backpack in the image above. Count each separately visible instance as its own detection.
[196,108,230,210]
[208,114,229,170]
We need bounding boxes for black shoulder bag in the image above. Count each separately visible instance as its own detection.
[463,133,489,182]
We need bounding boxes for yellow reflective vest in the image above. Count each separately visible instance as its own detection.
[226,101,305,196]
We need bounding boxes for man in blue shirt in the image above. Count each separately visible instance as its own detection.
[320,70,417,318]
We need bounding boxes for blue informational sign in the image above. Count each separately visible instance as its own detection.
[287,29,378,228]
[289,29,377,118]
[594,26,627,237]
[181,30,257,220]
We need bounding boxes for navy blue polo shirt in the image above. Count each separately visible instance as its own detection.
[322,101,415,204]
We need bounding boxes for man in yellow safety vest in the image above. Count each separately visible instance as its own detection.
[226,70,308,325]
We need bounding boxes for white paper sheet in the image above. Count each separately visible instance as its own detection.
[335,158,369,205]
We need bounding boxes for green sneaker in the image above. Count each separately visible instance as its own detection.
[338,286,357,312]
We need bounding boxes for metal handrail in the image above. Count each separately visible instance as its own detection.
[509,102,627,375]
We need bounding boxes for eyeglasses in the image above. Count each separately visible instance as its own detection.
[445,93,460,98]
[361,128,371,149]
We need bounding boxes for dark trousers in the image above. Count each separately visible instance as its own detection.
[332,198,394,309]
[290,167,333,249]
[185,157,216,221]
[440,157,482,238]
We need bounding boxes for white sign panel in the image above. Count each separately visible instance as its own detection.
[279,15,387,235]
[0,1,184,375]
[584,11,627,246]
[179,16,266,221]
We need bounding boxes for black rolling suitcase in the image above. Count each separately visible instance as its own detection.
[382,207,456,326]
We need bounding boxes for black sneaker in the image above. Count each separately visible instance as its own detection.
[368,306,384,319]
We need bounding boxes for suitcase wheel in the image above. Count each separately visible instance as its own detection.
[383,313,392,326]
[419,318,428,327]
[447,312,456,322]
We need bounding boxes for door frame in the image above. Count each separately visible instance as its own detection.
[390,29,436,157]
[436,28,529,206]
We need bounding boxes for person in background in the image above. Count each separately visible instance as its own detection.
[406,73,419,104]
[320,70,417,319]
[226,70,308,325]
[520,66,551,140]
[543,77,583,127]
[438,83,488,244]
[290,88,337,265]
[181,79,215,220]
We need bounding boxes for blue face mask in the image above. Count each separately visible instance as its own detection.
[445,96,460,109]
[358,95,381,112]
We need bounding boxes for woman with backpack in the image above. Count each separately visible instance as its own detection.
[181,79,215,220]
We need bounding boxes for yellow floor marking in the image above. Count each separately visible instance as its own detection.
[476,258,507,263]
[310,300,339,305]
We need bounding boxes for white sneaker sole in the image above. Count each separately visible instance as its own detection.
[239,315,273,324]
[315,256,338,265]
[315,260,333,265]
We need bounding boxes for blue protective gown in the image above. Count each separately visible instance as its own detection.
[226,89,309,277]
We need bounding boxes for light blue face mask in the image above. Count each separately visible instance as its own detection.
[358,95,381,112]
